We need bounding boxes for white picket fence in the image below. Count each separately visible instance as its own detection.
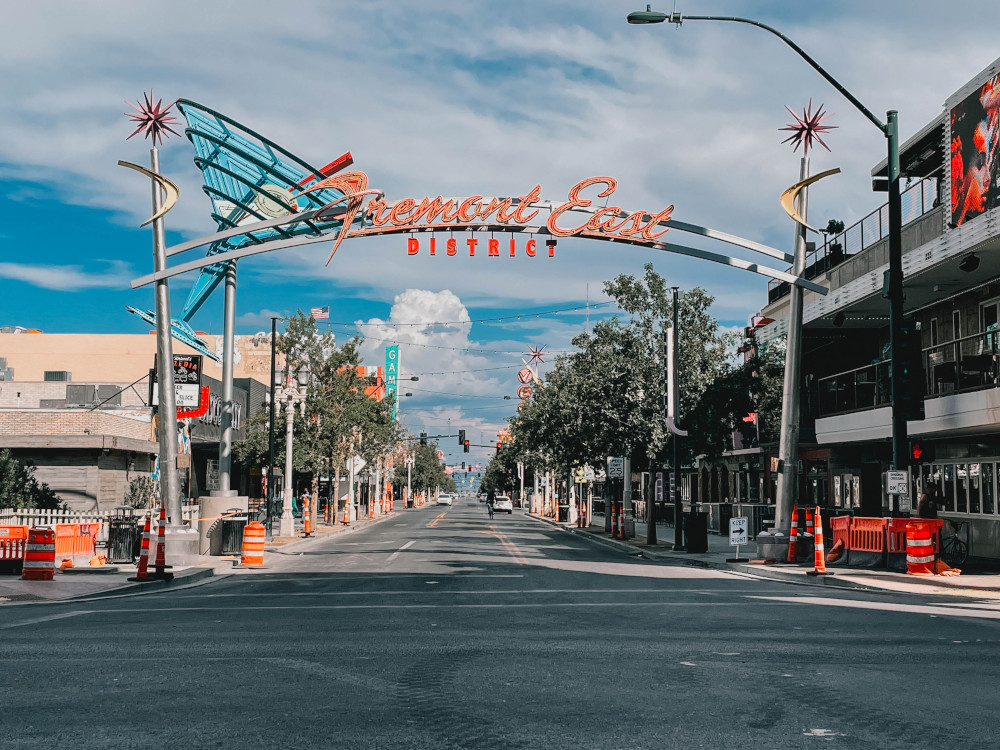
[0,506,200,546]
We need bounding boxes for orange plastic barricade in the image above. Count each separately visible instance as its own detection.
[240,522,266,568]
[0,525,28,564]
[830,515,851,551]
[21,527,56,581]
[846,517,888,567]
[53,523,99,562]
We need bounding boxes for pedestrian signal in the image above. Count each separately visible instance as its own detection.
[910,441,935,463]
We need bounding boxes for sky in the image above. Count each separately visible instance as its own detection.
[0,0,995,468]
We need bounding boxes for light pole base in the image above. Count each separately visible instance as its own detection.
[279,512,295,538]
[164,525,200,566]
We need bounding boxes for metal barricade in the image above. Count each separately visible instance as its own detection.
[106,506,140,564]
[220,509,248,555]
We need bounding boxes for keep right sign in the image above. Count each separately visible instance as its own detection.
[729,517,748,546]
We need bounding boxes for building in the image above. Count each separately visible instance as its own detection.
[0,333,272,513]
[755,56,1000,558]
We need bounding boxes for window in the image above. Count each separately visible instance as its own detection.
[984,463,995,515]
[930,318,939,347]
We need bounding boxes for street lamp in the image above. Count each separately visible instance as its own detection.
[277,365,309,537]
[627,7,907,521]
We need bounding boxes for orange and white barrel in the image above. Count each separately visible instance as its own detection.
[21,527,56,581]
[240,522,266,567]
[906,521,936,576]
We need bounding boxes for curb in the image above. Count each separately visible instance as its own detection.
[525,512,932,595]
[66,566,219,600]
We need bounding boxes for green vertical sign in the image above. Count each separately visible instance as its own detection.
[386,345,399,421]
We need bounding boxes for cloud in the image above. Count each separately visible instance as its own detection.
[0,260,131,291]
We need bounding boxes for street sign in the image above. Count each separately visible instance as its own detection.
[729,517,748,546]
[886,470,909,495]
[347,455,367,475]
[608,456,624,478]
[584,466,595,481]
[574,467,587,484]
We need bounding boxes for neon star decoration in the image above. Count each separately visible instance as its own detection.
[780,100,836,154]
[125,90,180,146]
[526,345,547,366]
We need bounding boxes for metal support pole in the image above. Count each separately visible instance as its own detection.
[671,287,684,550]
[266,317,277,537]
[775,157,810,533]
[150,147,180,527]
[279,394,295,537]
[886,110,909,514]
[218,260,237,494]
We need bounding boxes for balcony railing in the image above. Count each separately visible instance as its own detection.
[815,330,998,418]
[768,177,940,304]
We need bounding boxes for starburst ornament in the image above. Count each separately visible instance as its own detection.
[125,90,180,147]
[780,100,836,154]
[526,345,547,366]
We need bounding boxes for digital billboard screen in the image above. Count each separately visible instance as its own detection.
[951,73,1000,227]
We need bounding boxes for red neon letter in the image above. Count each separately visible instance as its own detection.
[488,238,500,256]
[525,239,536,257]
[390,198,417,225]
[429,237,436,256]
[513,186,542,223]
[509,238,516,257]
[457,196,485,223]
[447,238,457,255]
[407,237,420,255]
[467,238,478,256]
[548,177,618,237]
[640,206,674,240]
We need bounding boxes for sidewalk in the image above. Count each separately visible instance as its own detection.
[0,508,402,605]
[532,512,1000,598]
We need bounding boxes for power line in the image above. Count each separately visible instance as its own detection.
[318,301,616,328]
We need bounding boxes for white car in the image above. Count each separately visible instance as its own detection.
[493,495,513,514]
[437,493,453,506]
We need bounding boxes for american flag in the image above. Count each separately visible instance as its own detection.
[310,306,329,320]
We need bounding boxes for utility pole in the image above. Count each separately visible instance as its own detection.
[266,316,278,538]
[669,287,685,551]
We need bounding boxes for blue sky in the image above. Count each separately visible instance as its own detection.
[0,0,994,465]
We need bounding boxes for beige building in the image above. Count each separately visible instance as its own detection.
[0,331,281,384]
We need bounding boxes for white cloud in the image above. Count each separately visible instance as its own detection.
[0,260,131,291]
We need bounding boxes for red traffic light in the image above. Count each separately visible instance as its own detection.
[910,441,935,463]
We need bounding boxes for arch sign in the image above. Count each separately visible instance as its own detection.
[128,100,827,344]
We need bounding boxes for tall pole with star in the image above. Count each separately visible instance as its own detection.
[775,102,835,535]
[124,92,185,532]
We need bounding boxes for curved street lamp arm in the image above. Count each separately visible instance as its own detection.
[674,14,887,135]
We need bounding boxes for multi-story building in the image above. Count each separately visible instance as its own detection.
[756,56,1000,558]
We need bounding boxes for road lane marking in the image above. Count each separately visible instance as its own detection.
[426,513,446,528]
[104,601,735,614]
[749,595,1000,620]
[385,540,415,565]
[0,610,90,630]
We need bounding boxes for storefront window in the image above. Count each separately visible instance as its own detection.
[984,463,995,515]
[968,463,981,514]
[941,464,956,512]
[956,464,969,513]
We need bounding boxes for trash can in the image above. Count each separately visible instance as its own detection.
[106,505,141,564]
[683,511,709,553]
[220,509,248,555]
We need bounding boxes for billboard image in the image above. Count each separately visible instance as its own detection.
[951,73,1000,227]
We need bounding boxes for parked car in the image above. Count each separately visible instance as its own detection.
[493,495,513,514]
[437,493,453,506]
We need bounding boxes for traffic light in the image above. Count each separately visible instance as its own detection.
[458,429,465,446]
[496,441,502,450]
[910,441,935,463]
[463,440,470,453]
[894,322,925,421]
[420,431,427,446]
[461,461,466,469]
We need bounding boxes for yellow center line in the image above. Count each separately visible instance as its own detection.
[426,512,447,529]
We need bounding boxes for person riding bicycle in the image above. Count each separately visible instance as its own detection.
[486,490,496,519]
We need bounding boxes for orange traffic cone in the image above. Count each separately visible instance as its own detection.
[343,499,351,526]
[151,504,174,581]
[303,495,312,538]
[786,505,799,563]
[807,505,831,576]
[611,501,618,537]
[127,513,152,582]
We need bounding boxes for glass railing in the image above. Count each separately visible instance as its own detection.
[815,330,999,417]
[767,177,940,304]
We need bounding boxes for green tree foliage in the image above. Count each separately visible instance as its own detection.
[407,440,456,494]
[500,263,781,482]
[480,442,522,494]
[0,449,62,510]
[123,475,158,510]
[234,311,403,500]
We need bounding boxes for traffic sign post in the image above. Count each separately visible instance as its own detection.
[607,456,624,478]
[727,517,749,562]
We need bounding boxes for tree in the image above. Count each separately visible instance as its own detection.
[0,449,62,510]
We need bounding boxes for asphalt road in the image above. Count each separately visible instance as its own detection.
[2,496,998,749]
